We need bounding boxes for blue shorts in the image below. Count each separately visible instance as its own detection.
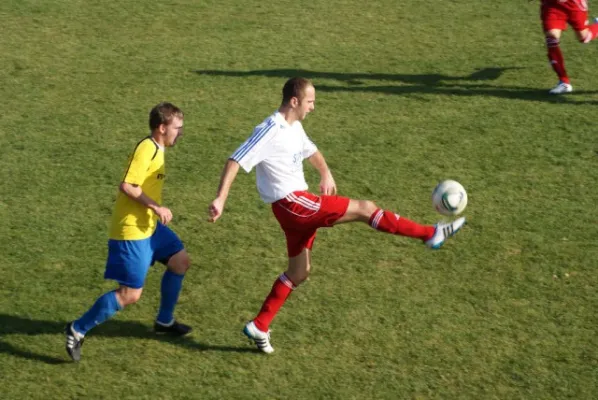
[104,222,184,289]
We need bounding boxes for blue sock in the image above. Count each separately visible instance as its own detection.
[73,291,122,335]
[156,270,185,325]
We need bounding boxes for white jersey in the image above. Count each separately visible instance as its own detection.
[231,111,318,203]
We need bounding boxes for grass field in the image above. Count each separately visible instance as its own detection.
[1,0,598,398]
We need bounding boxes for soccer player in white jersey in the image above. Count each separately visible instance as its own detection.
[208,77,466,354]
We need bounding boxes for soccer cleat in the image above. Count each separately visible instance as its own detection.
[425,217,466,249]
[154,320,192,336]
[65,322,84,362]
[243,321,274,354]
[548,82,573,95]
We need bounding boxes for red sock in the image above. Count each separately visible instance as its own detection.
[546,37,569,83]
[253,273,295,332]
[369,209,435,241]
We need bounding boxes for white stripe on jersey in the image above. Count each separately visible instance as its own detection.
[231,119,276,161]
[234,111,317,203]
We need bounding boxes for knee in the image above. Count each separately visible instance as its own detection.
[285,260,311,285]
[177,253,191,273]
[577,30,591,43]
[359,200,379,216]
[290,263,311,284]
[168,252,191,275]
[115,287,143,306]
[302,262,312,281]
[546,35,560,47]
[347,199,379,223]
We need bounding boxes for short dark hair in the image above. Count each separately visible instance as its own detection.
[281,77,313,105]
[149,102,184,131]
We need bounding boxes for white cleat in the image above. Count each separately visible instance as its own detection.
[425,217,466,249]
[243,321,274,354]
[548,82,573,95]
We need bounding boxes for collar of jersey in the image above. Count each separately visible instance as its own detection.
[273,111,292,129]
[150,136,165,151]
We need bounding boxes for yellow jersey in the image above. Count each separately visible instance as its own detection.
[109,137,166,240]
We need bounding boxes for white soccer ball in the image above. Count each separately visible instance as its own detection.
[432,180,468,216]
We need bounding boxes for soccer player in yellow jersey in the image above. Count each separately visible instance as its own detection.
[65,103,191,361]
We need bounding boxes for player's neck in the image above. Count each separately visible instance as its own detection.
[278,106,299,125]
[150,132,166,149]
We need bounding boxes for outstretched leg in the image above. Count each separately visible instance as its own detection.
[335,199,465,248]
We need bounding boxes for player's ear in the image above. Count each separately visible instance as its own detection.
[159,123,167,135]
[290,96,299,108]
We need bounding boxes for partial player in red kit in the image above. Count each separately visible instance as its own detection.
[541,0,598,94]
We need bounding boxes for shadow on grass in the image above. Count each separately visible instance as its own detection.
[194,67,598,105]
[315,83,598,105]
[194,67,515,84]
[0,313,259,364]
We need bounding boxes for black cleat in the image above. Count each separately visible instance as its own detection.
[65,322,84,362]
[154,320,192,336]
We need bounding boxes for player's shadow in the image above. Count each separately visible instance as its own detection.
[0,313,259,364]
[194,68,598,104]
[315,83,598,104]
[195,67,513,85]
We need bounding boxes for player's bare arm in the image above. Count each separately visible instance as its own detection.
[120,182,173,224]
[307,151,336,195]
[208,159,241,222]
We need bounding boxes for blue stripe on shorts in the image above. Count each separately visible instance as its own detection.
[104,222,184,289]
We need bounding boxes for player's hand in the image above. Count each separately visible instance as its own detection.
[319,173,337,196]
[153,206,173,225]
[208,198,225,222]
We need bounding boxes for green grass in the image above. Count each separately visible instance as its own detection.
[1,0,598,398]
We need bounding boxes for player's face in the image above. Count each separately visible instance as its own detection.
[163,117,184,147]
[297,85,315,120]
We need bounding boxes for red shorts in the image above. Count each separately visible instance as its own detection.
[541,1,589,31]
[272,191,350,257]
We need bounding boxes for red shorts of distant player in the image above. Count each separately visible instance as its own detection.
[541,1,589,31]
[272,191,350,257]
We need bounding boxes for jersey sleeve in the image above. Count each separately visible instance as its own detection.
[122,139,156,185]
[302,131,318,159]
[230,119,277,172]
